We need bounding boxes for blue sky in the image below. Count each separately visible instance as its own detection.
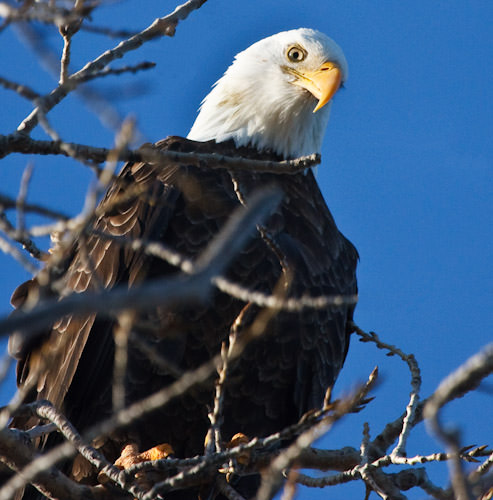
[0,1,491,498]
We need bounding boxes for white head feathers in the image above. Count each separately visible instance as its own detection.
[188,28,348,160]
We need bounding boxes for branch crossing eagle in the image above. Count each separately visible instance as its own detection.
[9,28,358,499]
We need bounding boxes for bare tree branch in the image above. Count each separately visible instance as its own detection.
[352,324,422,460]
[256,367,378,500]
[0,193,70,221]
[79,24,139,39]
[0,133,321,172]
[424,344,493,500]
[0,233,39,274]
[0,210,47,262]
[0,426,102,500]
[0,75,41,101]
[0,400,139,500]
[16,0,209,135]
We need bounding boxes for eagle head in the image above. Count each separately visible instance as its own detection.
[187,28,348,160]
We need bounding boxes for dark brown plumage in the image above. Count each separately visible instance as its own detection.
[9,136,358,497]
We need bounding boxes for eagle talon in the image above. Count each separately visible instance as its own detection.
[217,433,252,482]
[226,433,251,467]
[98,442,174,487]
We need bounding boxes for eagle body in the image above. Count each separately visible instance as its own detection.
[8,28,358,498]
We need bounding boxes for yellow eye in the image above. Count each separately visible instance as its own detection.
[287,46,306,63]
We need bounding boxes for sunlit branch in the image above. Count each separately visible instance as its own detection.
[0,133,321,172]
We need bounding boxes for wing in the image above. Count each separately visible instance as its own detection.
[218,166,358,431]
[283,169,358,413]
[9,138,183,431]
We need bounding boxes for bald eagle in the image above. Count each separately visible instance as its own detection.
[9,28,358,498]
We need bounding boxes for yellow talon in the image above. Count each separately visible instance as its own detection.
[139,443,175,462]
[226,433,250,466]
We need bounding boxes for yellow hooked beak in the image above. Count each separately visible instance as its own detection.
[289,61,343,113]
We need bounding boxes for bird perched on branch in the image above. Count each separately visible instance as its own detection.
[9,28,358,499]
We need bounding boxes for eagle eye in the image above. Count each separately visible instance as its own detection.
[287,46,306,63]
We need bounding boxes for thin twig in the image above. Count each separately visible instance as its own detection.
[352,324,422,459]
[25,423,57,441]
[11,13,140,138]
[206,339,229,455]
[256,368,378,500]
[0,75,41,101]
[357,422,389,499]
[424,343,493,500]
[0,210,47,261]
[0,193,70,221]
[16,162,34,237]
[372,445,492,469]
[112,311,134,412]
[0,352,13,389]
[16,0,209,135]
[129,330,184,380]
[78,61,156,83]
[470,448,493,482]
[59,28,72,84]
[79,23,139,39]
[0,233,39,274]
